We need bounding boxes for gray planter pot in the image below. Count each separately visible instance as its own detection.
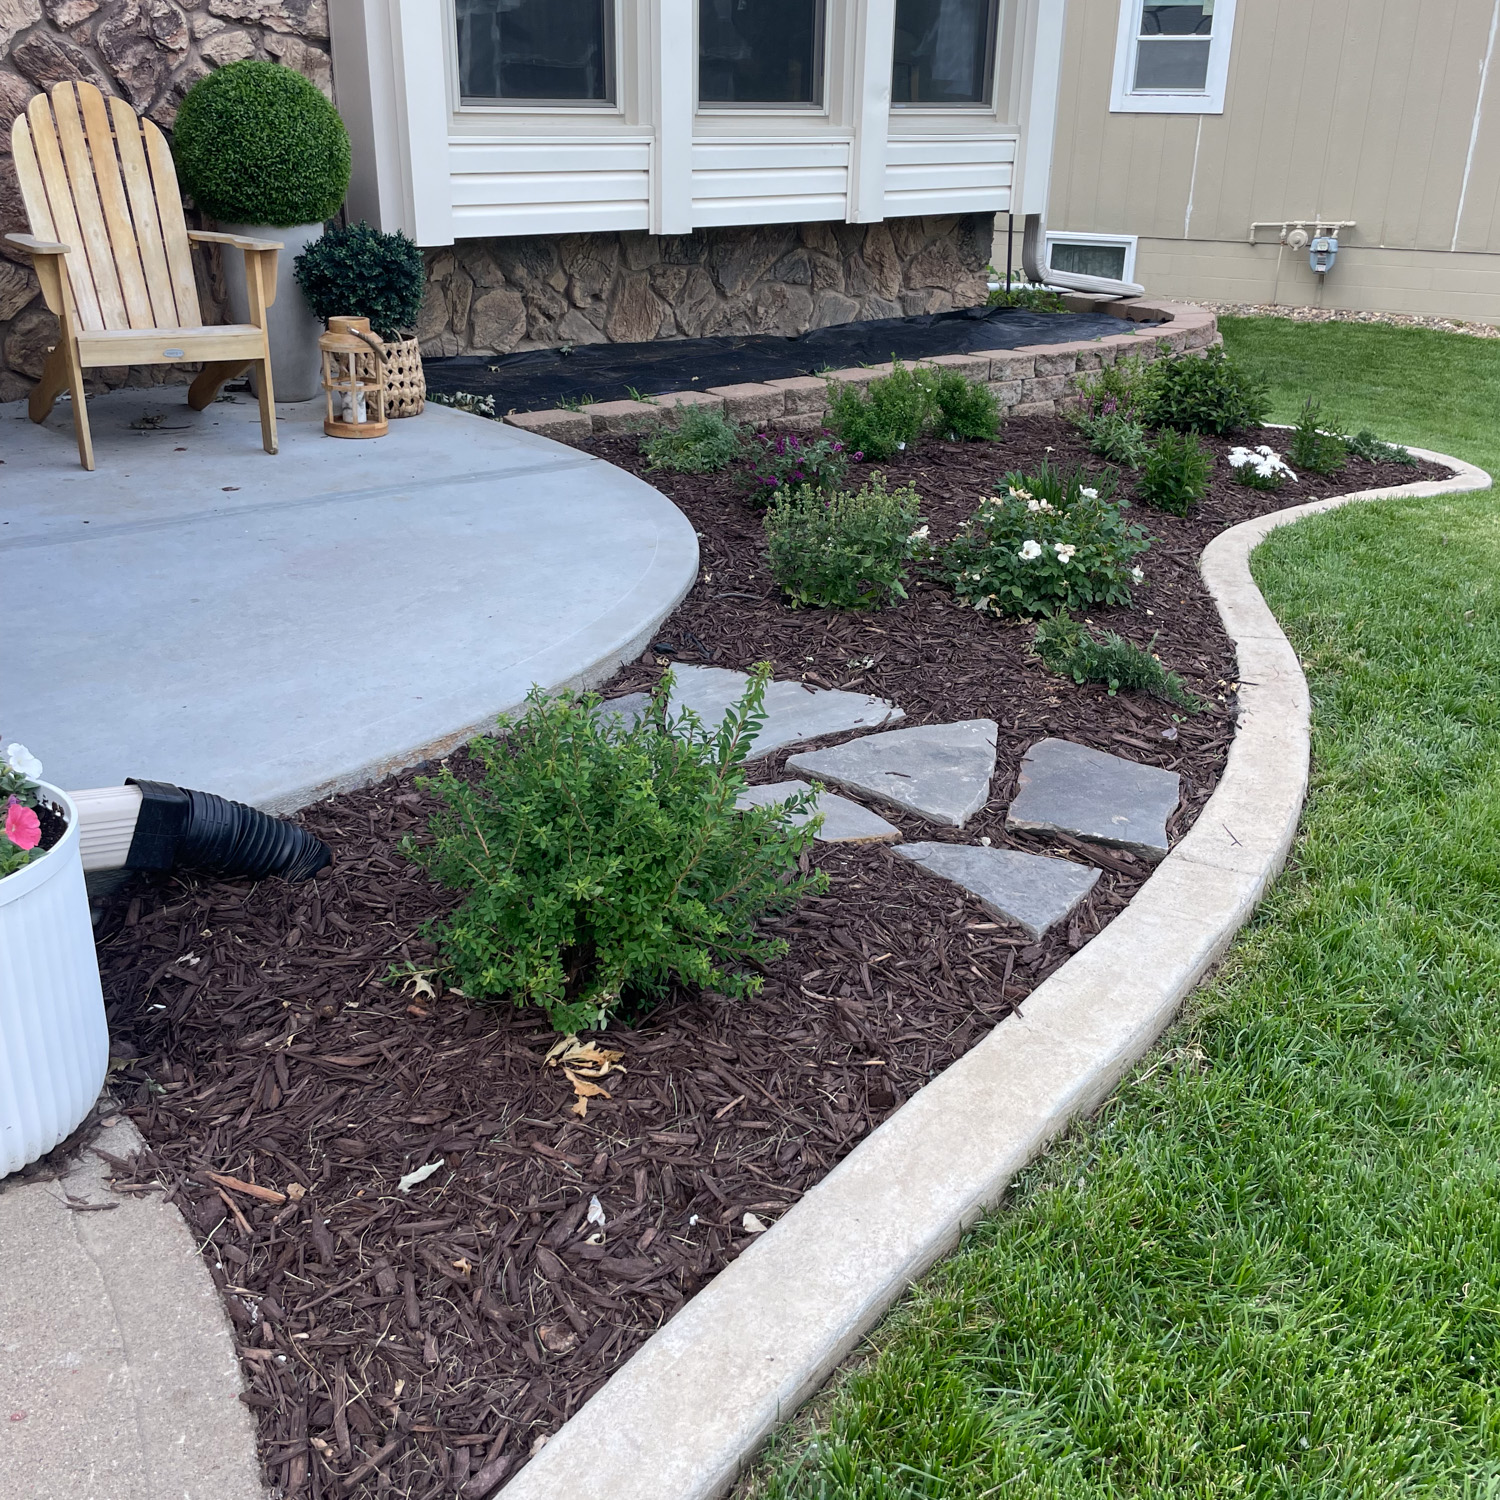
[217,220,325,403]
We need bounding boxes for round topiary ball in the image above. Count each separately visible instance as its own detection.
[173,60,350,227]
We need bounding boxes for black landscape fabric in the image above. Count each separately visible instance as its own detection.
[422,304,1164,414]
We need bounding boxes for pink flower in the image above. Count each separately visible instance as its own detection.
[4,797,40,852]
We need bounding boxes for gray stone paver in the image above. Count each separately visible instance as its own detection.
[599,665,903,760]
[786,719,998,828]
[1006,737,1180,862]
[895,842,1101,939]
[735,780,901,844]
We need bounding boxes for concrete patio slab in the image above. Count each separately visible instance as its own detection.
[3,391,699,812]
[0,1116,264,1500]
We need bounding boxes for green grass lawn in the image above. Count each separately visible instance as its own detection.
[746,320,1500,1499]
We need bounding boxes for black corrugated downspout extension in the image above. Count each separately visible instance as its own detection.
[124,779,332,882]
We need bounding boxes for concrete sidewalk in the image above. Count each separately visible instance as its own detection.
[0,1116,265,1500]
[4,389,699,811]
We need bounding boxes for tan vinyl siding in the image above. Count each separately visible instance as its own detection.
[1043,0,1500,318]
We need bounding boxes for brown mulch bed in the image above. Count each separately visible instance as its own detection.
[91,419,1446,1500]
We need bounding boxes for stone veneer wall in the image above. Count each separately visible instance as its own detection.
[418,215,995,358]
[0,0,331,402]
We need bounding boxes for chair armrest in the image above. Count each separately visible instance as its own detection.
[5,232,71,257]
[188,230,285,252]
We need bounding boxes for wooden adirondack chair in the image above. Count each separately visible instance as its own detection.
[5,79,281,471]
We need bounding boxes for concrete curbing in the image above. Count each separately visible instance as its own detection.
[503,300,1220,442]
[500,446,1492,1500]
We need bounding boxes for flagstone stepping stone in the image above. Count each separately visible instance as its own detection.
[1006,737,1180,863]
[598,665,902,760]
[734,780,901,844]
[894,843,1100,941]
[786,719,998,828]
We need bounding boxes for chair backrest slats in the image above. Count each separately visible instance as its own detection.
[143,116,202,328]
[108,93,180,327]
[80,86,154,328]
[11,80,203,333]
[50,83,128,330]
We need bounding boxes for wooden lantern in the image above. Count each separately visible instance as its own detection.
[320,316,389,438]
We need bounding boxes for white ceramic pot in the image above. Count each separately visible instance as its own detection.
[0,786,110,1178]
[218,219,326,402]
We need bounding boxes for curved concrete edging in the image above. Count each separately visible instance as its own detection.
[501,446,1492,1500]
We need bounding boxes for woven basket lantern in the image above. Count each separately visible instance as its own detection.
[319,316,388,439]
[384,335,426,417]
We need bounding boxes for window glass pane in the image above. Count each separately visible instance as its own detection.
[892,0,997,105]
[457,0,613,104]
[1049,242,1128,280]
[699,0,824,105]
[1134,37,1211,89]
[1140,3,1213,37]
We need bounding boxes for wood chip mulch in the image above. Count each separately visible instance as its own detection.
[90,418,1445,1499]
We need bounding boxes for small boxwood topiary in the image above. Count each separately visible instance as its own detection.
[294,222,425,339]
[173,60,350,227]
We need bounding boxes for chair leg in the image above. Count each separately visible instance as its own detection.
[253,358,278,455]
[187,359,253,411]
[61,341,94,471]
[28,344,71,425]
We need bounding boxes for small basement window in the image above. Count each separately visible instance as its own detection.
[892,0,999,107]
[1045,233,1138,284]
[457,0,616,106]
[1110,0,1236,114]
[699,0,826,108]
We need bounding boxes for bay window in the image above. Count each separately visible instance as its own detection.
[892,0,999,107]
[698,0,826,108]
[457,0,616,106]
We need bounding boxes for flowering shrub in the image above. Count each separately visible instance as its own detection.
[1069,354,1154,425]
[408,669,825,1033]
[744,430,850,500]
[1138,430,1213,516]
[1033,611,1199,708]
[765,475,926,609]
[1141,346,1270,436]
[942,464,1150,617]
[1,742,45,879]
[641,406,743,473]
[1287,397,1349,475]
[1228,443,1298,491]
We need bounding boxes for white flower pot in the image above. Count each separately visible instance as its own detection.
[218,219,326,402]
[0,786,110,1178]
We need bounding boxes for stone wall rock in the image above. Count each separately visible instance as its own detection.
[422,215,995,359]
[0,0,329,398]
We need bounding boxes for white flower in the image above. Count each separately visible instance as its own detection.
[1131,567,1145,583]
[1018,539,1043,561]
[908,524,930,542]
[1053,542,1077,564]
[4,743,41,780]
[1026,497,1055,514]
[1079,486,1099,499]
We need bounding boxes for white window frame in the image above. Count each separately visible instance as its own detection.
[1044,230,1137,284]
[695,0,831,115]
[1109,0,1235,115]
[449,0,625,116]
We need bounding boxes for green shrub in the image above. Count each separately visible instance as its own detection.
[1286,397,1349,475]
[1227,442,1297,491]
[1141,344,1269,436]
[765,475,926,609]
[918,365,1001,441]
[293,222,425,338]
[1345,428,1417,466]
[744,429,850,501]
[409,670,825,1033]
[1073,409,1151,467]
[985,271,1069,313]
[942,463,1149,617]
[824,360,931,460]
[173,60,349,227]
[641,406,743,473]
[1137,429,1213,516]
[1033,611,1199,707]
[1068,353,1154,424]
[429,390,497,418]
